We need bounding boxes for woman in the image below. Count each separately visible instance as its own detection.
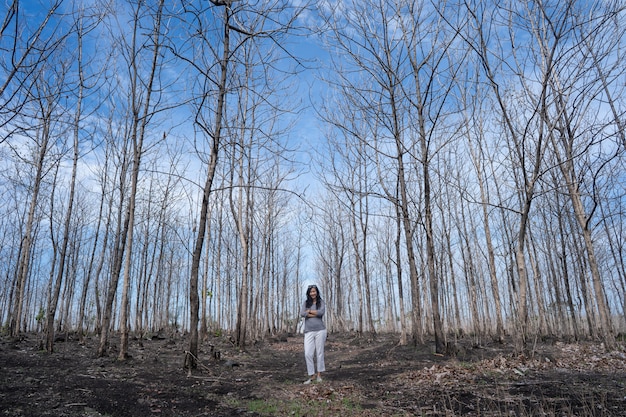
[300,284,327,384]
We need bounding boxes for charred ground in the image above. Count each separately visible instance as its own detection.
[1,331,625,416]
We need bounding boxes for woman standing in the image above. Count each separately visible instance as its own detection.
[300,284,327,384]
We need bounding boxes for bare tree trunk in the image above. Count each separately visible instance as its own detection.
[360,196,375,334]
[97,31,171,346]
[394,198,408,345]
[467,127,504,342]
[11,98,52,338]
[556,200,579,339]
[3,2,66,332]
[398,158,423,345]
[184,2,230,371]
[459,199,481,341]
[97,146,130,357]
[115,0,166,360]
[463,0,554,352]
[215,205,225,330]
[45,8,92,353]
[92,152,117,338]
[541,208,566,337]
[423,154,444,353]
[185,103,222,369]
[77,156,110,341]
[200,213,212,340]
[348,197,365,334]
[600,206,626,335]
[514,198,533,350]
[442,222,461,336]
[230,144,251,349]
[528,232,549,335]
[553,143,615,349]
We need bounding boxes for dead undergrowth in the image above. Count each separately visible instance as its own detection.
[1,331,625,416]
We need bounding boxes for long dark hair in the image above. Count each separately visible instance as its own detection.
[305,285,322,309]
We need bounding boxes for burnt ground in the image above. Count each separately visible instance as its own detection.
[1,331,625,417]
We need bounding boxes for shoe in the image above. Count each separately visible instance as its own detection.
[303,378,313,385]
[316,376,322,383]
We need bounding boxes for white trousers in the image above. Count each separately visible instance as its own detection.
[304,329,327,376]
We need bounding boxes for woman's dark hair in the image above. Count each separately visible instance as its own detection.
[305,285,322,309]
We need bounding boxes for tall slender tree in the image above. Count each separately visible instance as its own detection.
[46,5,103,352]
[97,0,167,358]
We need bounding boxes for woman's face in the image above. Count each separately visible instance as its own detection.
[309,287,318,299]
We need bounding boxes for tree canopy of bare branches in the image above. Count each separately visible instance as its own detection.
[0,0,624,364]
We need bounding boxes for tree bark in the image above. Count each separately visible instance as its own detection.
[185,3,230,371]
[118,0,166,361]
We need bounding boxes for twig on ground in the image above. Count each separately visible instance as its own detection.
[184,350,213,373]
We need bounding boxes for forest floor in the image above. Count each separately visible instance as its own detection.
[1,331,626,417]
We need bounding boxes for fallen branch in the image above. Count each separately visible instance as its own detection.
[183,350,213,373]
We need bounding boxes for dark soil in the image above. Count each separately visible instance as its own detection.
[1,332,625,416]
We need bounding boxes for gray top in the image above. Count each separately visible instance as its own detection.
[300,299,326,333]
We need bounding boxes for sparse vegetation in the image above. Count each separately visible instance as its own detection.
[1,332,624,416]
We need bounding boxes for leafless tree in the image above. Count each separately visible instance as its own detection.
[462,0,558,350]
[175,0,232,370]
[311,193,349,332]
[8,54,69,338]
[175,0,309,369]
[541,1,625,349]
[97,0,168,358]
[1,0,75,338]
[459,66,505,342]
[455,0,626,350]
[318,0,464,353]
[0,1,64,140]
[45,3,104,353]
[1,0,625,360]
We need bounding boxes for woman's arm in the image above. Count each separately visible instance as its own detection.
[300,302,309,318]
[308,301,325,317]
[316,300,325,317]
